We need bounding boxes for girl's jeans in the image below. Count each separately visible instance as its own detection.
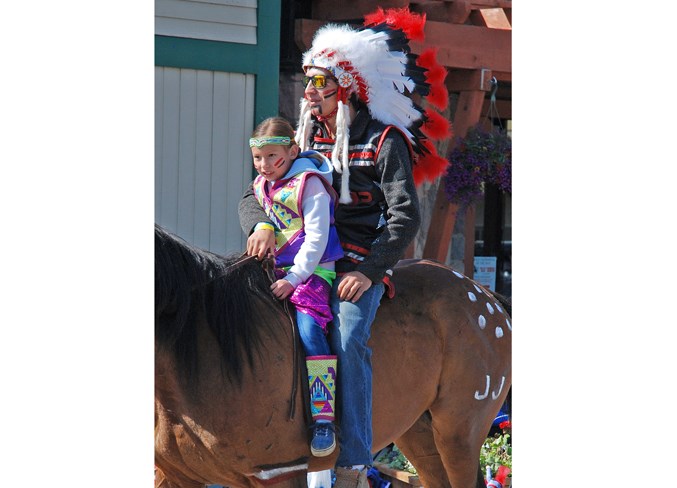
[297,311,331,357]
[328,281,385,467]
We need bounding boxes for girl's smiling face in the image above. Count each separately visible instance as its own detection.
[251,143,299,182]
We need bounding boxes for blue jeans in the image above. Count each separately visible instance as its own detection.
[297,311,331,357]
[328,281,385,467]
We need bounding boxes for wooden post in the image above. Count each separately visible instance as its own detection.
[422,83,487,265]
[463,204,477,277]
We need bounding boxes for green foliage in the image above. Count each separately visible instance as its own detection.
[375,432,512,479]
[480,432,512,475]
[374,444,418,475]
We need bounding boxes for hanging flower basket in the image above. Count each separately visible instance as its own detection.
[443,125,512,209]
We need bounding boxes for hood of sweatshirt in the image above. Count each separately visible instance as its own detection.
[281,150,334,185]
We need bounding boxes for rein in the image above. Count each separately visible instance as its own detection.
[260,256,300,421]
[197,252,259,287]
[199,252,300,421]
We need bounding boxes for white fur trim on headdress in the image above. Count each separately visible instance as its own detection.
[333,100,352,203]
[295,97,312,152]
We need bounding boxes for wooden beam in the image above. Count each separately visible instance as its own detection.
[409,0,512,10]
[410,0,472,24]
[492,71,511,82]
[411,1,512,25]
[309,0,513,22]
[446,68,493,92]
[310,0,407,21]
[445,72,511,122]
[422,88,486,262]
[467,0,512,8]
[469,8,512,30]
[295,18,512,73]
[420,198,460,263]
[413,20,511,73]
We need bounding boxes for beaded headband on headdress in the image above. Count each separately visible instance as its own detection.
[295,7,452,202]
[249,136,291,148]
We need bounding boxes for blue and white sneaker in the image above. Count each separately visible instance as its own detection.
[310,422,336,457]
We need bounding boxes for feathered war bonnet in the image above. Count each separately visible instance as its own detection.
[296,7,452,203]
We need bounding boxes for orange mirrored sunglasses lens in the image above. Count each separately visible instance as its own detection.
[303,75,328,89]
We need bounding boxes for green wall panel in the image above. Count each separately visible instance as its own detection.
[155,1,281,126]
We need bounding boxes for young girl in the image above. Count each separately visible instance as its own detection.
[248,116,343,457]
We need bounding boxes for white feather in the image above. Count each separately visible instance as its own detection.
[301,22,428,169]
[334,100,352,204]
[295,97,312,152]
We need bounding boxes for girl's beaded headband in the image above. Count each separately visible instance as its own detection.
[249,136,291,148]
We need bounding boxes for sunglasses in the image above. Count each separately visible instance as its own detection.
[302,74,335,89]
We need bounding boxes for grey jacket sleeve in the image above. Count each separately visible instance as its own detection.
[357,130,421,282]
[238,182,273,236]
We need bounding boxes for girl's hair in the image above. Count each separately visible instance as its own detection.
[251,116,296,145]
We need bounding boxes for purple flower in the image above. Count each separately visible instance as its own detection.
[443,126,511,208]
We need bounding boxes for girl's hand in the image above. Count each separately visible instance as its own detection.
[270,279,295,300]
[337,271,372,303]
[246,229,275,260]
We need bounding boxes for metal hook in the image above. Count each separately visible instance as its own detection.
[490,76,498,102]
[485,77,502,129]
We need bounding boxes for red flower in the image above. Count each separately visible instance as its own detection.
[499,420,511,430]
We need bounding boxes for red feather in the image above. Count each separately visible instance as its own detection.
[363,7,387,26]
[413,167,425,187]
[419,138,433,153]
[413,151,449,186]
[417,48,448,110]
[417,49,447,84]
[427,64,448,86]
[421,109,451,140]
[364,7,426,42]
[427,83,449,111]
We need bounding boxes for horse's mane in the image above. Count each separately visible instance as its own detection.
[155,224,283,388]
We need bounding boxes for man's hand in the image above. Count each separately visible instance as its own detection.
[246,229,275,260]
[337,271,373,303]
[270,279,295,300]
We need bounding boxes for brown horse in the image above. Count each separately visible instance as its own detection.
[155,225,511,488]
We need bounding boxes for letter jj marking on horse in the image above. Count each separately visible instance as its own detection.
[475,375,506,401]
[475,375,491,400]
[491,376,506,400]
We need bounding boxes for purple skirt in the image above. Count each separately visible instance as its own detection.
[275,270,333,332]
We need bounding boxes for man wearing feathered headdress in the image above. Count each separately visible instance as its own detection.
[240,8,450,487]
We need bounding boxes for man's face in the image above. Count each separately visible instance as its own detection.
[303,68,339,118]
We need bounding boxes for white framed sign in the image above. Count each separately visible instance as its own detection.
[474,256,497,291]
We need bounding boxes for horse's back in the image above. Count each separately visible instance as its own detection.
[368,259,512,449]
[389,258,511,348]
[387,258,511,379]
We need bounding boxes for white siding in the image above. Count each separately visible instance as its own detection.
[155,66,255,255]
[155,0,257,44]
